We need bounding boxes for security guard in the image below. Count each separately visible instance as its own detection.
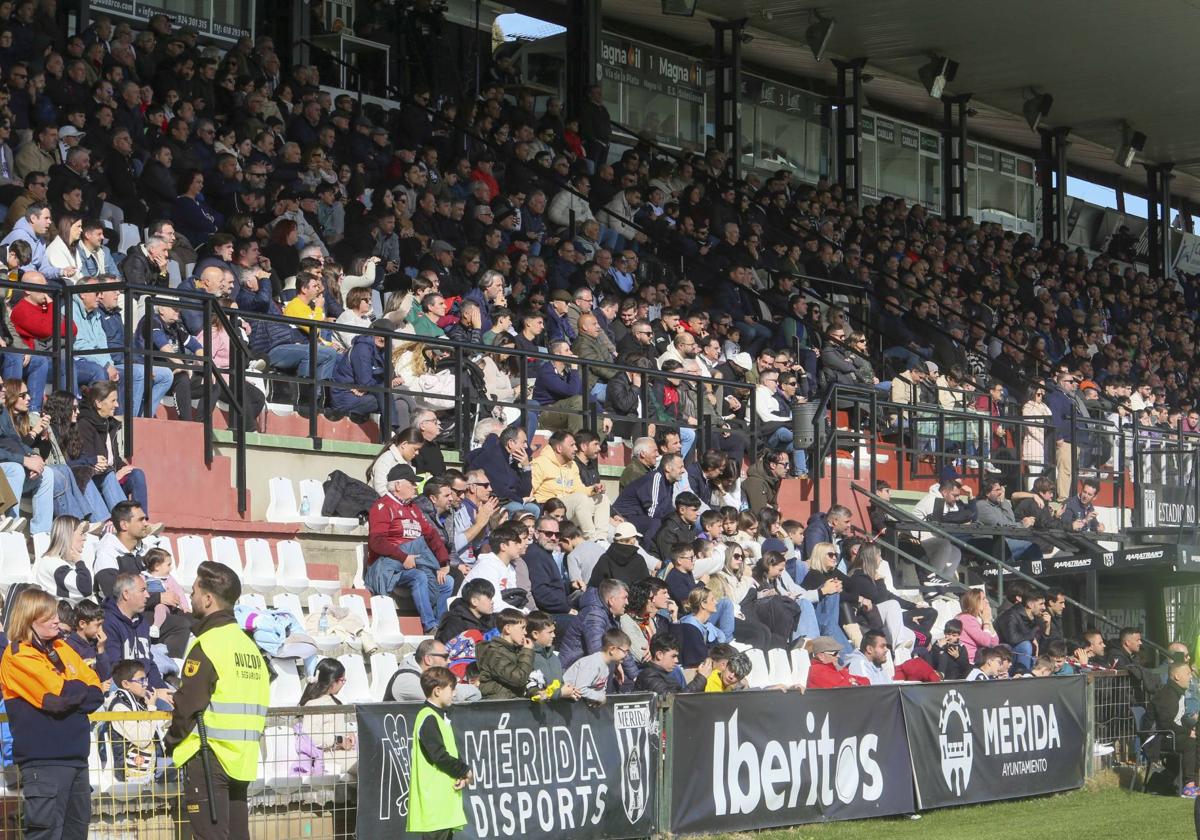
[164,561,270,840]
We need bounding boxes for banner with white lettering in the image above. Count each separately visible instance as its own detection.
[355,697,659,840]
[900,676,1087,809]
[667,688,914,834]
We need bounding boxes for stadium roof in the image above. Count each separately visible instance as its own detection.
[595,0,1200,205]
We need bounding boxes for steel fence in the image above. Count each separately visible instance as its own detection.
[1090,671,1136,765]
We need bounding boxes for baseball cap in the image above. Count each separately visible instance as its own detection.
[58,125,83,139]
[729,352,753,370]
[612,521,642,540]
[387,464,419,484]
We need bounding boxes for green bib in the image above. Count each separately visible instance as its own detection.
[172,622,270,781]
[407,705,467,833]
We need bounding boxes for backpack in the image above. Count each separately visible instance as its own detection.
[321,470,378,520]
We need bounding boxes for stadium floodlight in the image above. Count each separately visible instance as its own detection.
[1022,91,1053,132]
[918,55,958,99]
[1114,122,1147,168]
[661,0,697,16]
[806,14,835,62]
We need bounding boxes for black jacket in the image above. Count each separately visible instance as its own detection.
[605,371,642,440]
[587,542,647,588]
[995,602,1040,648]
[524,543,571,615]
[1150,680,1190,741]
[434,598,494,644]
[120,247,169,289]
[653,513,695,562]
[76,404,126,476]
[633,661,707,694]
[923,641,972,680]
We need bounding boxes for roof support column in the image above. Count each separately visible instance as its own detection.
[1147,164,1174,278]
[565,0,602,120]
[711,19,747,181]
[832,58,867,206]
[940,94,970,218]
[1037,127,1069,243]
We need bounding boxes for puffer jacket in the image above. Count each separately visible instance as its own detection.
[476,637,535,699]
[557,588,638,689]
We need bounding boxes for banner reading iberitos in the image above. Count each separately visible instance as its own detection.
[356,696,659,840]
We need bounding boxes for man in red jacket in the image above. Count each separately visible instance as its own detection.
[806,636,867,689]
[7,270,67,412]
[365,464,454,633]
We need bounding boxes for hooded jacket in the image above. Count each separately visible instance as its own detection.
[332,333,385,390]
[100,597,166,690]
[0,216,62,280]
[742,459,781,514]
[434,598,495,645]
[586,541,647,589]
[653,512,697,562]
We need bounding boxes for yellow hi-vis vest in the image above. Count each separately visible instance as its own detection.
[172,622,270,781]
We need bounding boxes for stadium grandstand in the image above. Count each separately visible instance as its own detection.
[0,0,1193,837]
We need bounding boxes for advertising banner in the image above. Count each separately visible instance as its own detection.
[356,696,658,840]
[667,687,914,834]
[900,676,1087,809]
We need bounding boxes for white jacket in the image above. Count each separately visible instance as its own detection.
[547,190,594,229]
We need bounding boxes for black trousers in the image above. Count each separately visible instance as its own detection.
[183,755,250,840]
[21,763,90,840]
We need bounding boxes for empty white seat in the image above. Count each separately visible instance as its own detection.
[31,531,49,560]
[299,478,359,531]
[244,538,278,594]
[767,648,793,685]
[745,649,770,689]
[273,592,305,625]
[370,652,398,701]
[276,540,311,595]
[265,477,300,524]
[174,534,209,589]
[307,593,333,616]
[238,592,267,611]
[117,222,141,254]
[339,593,369,627]
[209,535,244,577]
[339,654,371,704]
[0,533,31,588]
[262,723,302,797]
[790,648,811,687]
[269,662,303,707]
[144,534,174,557]
[368,595,407,649]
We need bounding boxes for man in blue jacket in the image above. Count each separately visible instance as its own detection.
[529,340,583,436]
[523,515,576,630]
[1045,370,1088,501]
[612,453,686,546]
[98,279,174,417]
[557,579,637,691]
[101,572,173,708]
[329,320,402,424]
[466,426,538,517]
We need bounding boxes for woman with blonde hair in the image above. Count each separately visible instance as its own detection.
[799,541,854,655]
[954,588,999,665]
[32,515,90,602]
[0,587,103,840]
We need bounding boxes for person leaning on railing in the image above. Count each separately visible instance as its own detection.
[0,586,103,840]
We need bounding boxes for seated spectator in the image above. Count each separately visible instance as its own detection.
[120,233,171,289]
[32,514,90,601]
[911,476,975,585]
[1060,476,1105,533]
[530,431,609,541]
[847,631,893,685]
[799,541,854,655]
[558,578,639,689]
[618,436,658,491]
[996,589,1049,673]
[449,468,499,571]
[633,634,708,694]
[7,269,57,412]
[384,638,478,703]
[365,464,454,633]
[743,451,789,516]
[1,202,74,282]
[562,628,631,703]
[754,367,808,478]
[330,318,408,425]
[806,635,866,689]
[745,550,821,644]
[467,425,539,518]
[462,521,528,612]
[100,572,171,707]
[561,520,605,591]
[102,658,170,783]
[588,521,652,588]
[0,387,56,534]
[77,381,149,514]
[1150,663,1199,794]
[955,589,1000,666]
[367,427,424,496]
[434,578,496,645]
[973,478,1043,564]
[477,609,536,700]
[613,453,685,545]
[967,646,1008,681]
[133,302,206,422]
[923,619,972,680]
[64,598,110,684]
[523,515,575,623]
[530,340,585,434]
[653,491,701,562]
[843,543,934,650]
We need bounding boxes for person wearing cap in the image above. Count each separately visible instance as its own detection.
[587,521,651,588]
[806,636,865,689]
[365,464,455,634]
[329,318,408,428]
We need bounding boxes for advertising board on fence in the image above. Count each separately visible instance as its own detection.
[356,695,659,840]
[901,675,1087,809]
[667,687,915,834]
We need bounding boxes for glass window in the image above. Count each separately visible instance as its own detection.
[678,99,703,146]
[965,167,979,216]
[1017,181,1035,222]
[756,107,806,172]
[624,87,676,140]
[879,141,919,203]
[806,120,829,181]
[921,155,941,214]
[860,137,878,197]
[602,79,621,127]
[979,168,1015,216]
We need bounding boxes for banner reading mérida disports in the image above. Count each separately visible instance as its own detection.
[356,695,659,840]
[900,675,1087,809]
[667,687,915,834]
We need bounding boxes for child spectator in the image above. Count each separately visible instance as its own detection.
[407,667,473,840]
[476,609,535,699]
[64,599,111,685]
[664,544,698,610]
[634,634,710,694]
[923,618,971,680]
[102,659,169,782]
[143,547,189,633]
[967,646,1007,681]
[525,611,579,699]
[562,628,631,703]
[704,644,751,692]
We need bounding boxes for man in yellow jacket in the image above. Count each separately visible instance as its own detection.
[165,561,270,840]
[530,430,611,540]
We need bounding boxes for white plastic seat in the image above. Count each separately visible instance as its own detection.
[262,723,302,797]
[31,531,49,560]
[144,533,174,559]
[370,652,398,701]
[307,593,341,654]
[744,648,770,689]
[238,592,267,611]
[291,478,329,529]
[339,654,371,703]
[790,648,811,687]
[0,533,32,588]
[243,538,278,594]
[265,477,301,524]
[210,535,244,577]
[273,592,305,625]
[117,222,140,254]
[299,478,359,531]
[174,534,209,589]
[339,593,369,627]
[368,595,407,649]
[276,540,312,595]
[767,648,793,685]
[269,662,303,707]
[307,593,333,616]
